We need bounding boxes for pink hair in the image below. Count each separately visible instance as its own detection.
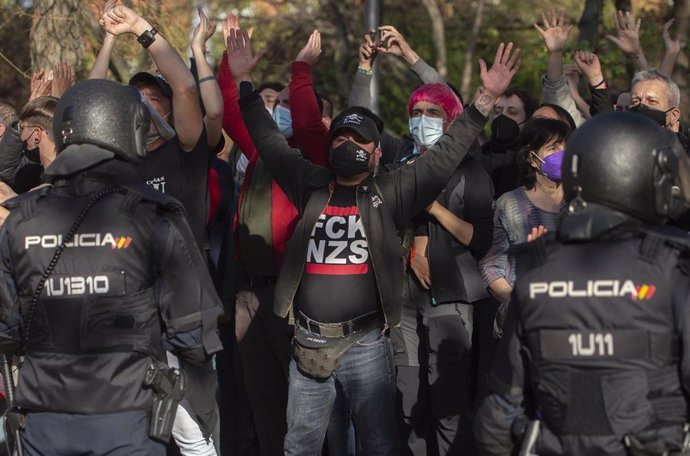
[407,83,463,123]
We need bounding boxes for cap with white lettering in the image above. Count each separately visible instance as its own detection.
[329,113,380,145]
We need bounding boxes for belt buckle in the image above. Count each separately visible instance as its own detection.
[319,323,345,338]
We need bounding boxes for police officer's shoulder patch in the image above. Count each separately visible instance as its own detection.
[2,186,51,211]
[637,225,690,256]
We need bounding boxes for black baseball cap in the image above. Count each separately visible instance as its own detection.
[128,72,173,100]
[329,112,380,145]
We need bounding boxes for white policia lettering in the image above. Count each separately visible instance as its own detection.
[529,280,639,299]
[567,333,614,357]
[25,233,128,250]
[45,275,110,297]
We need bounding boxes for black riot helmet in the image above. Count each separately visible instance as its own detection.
[562,111,690,225]
[54,79,150,163]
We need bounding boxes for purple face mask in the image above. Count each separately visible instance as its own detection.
[532,149,564,182]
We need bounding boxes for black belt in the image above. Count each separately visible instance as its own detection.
[297,311,382,338]
[242,272,277,289]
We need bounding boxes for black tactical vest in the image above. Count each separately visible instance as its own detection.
[5,184,171,414]
[513,229,689,452]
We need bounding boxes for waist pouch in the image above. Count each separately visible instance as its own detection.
[293,325,367,379]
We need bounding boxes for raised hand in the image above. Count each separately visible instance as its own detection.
[606,10,643,56]
[101,4,142,37]
[660,18,683,75]
[222,14,253,50]
[479,42,521,99]
[102,0,121,35]
[191,8,216,54]
[50,62,75,98]
[534,10,573,54]
[226,27,263,81]
[30,70,52,101]
[358,32,377,71]
[663,19,681,54]
[377,25,418,64]
[222,14,239,50]
[295,30,321,65]
[574,50,603,86]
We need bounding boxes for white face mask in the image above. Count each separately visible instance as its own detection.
[272,105,293,138]
[409,115,444,149]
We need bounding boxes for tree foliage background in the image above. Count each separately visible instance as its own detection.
[0,0,688,135]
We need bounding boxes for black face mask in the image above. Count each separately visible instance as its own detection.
[628,104,672,127]
[491,115,521,145]
[22,140,41,164]
[329,141,372,178]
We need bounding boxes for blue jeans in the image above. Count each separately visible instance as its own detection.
[284,328,398,456]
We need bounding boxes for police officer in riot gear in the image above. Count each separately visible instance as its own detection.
[474,111,690,456]
[0,79,223,455]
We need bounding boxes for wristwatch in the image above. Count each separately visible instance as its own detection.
[137,28,158,49]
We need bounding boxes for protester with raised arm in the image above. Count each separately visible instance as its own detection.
[660,19,682,76]
[393,82,495,456]
[227,24,519,454]
[606,9,650,72]
[534,10,584,127]
[191,7,223,150]
[217,17,334,455]
[101,5,219,455]
[349,25,445,109]
[289,29,331,167]
[573,50,613,117]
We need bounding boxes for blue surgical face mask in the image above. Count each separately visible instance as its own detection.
[409,115,445,149]
[273,105,293,138]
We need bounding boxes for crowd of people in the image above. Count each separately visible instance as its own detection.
[0,2,688,456]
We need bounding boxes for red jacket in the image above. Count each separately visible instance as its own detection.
[217,53,329,273]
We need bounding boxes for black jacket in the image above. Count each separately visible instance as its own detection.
[474,139,522,197]
[0,147,222,415]
[239,88,487,326]
[408,155,494,304]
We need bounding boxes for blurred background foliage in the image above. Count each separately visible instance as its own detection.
[0,0,687,135]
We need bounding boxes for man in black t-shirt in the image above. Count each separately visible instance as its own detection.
[135,120,210,251]
[228,25,519,455]
[100,5,218,455]
[298,184,379,323]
